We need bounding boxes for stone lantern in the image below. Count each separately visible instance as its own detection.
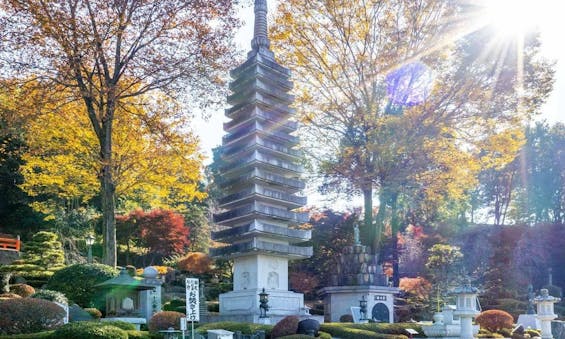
[453,282,480,339]
[533,289,561,339]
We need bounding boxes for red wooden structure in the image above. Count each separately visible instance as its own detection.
[0,234,20,252]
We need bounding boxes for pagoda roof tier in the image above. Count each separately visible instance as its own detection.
[228,81,294,107]
[212,221,311,243]
[218,184,306,209]
[213,202,309,225]
[222,137,301,165]
[227,87,293,108]
[222,122,299,147]
[210,238,312,259]
[229,66,293,93]
[219,151,303,179]
[230,53,290,80]
[226,100,295,117]
[218,169,304,193]
[224,107,297,133]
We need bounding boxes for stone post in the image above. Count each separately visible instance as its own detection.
[534,289,561,339]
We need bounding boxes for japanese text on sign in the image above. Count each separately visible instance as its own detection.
[185,278,200,322]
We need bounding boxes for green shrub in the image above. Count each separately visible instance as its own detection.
[272,315,300,338]
[126,331,153,339]
[101,320,136,331]
[0,298,65,335]
[31,289,68,305]
[207,302,220,312]
[85,308,103,319]
[0,331,54,338]
[46,263,119,308]
[318,331,332,339]
[196,321,273,337]
[163,298,186,312]
[320,323,408,339]
[525,328,541,337]
[344,323,424,336]
[148,311,185,332]
[476,309,514,333]
[10,284,36,297]
[277,336,313,339]
[52,322,128,339]
[499,327,513,337]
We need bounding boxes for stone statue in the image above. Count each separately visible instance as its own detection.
[354,223,361,245]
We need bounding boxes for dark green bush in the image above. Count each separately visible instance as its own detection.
[207,302,220,312]
[196,321,273,337]
[0,298,65,335]
[271,315,300,338]
[0,331,54,338]
[277,335,313,339]
[148,311,185,332]
[46,263,118,308]
[10,283,36,297]
[31,289,68,305]
[320,323,408,339]
[53,322,128,339]
[163,298,186,312]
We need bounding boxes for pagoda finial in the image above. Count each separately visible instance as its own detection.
[251,0,270,50]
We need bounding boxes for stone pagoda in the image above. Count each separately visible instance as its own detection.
[210,0,312,323]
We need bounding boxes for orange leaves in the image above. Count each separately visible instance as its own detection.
[177,252,212,275]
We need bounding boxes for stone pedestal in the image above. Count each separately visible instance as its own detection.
[319,285,398,323]
[219,288,307,323]
[534,289,561,339]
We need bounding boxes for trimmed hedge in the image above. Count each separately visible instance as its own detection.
[476,309,514,333]
[0,332,54,338]
[196,321,273,337]
[343,323,425,335]
[46,264,118,309]
[0,298,65,335]
[52,322,128,339]
[10,283,36,297]
[320,323,409,339]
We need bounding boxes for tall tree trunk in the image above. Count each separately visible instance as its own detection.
[373,195,387,253]
[101,115,116,267]
[362,185,373,248]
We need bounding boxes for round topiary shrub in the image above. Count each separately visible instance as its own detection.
[476,309,514,333]
[148,311,185,332]
[85,307,103,319]
[0,298,66,335]
[271,315,300,338]
[52,321,128,339]
[31,289,68,305]
[163,298,186,312]
[9,283,36,297]
[46,263,119,308]
[339,314,353,322]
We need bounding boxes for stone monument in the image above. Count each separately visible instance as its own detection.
[210,0,312,324]
[319,223,398,323]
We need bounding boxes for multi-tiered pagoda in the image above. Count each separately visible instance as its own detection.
[210,0,312,323]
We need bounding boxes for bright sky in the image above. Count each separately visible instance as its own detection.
[193,0,565,206]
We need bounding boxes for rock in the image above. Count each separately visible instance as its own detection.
[297,318,320,336]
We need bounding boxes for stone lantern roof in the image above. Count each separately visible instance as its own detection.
[452,282,479,294]
[533,288,561,303]
[95,269,155,291]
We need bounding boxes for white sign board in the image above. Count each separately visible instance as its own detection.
[185,278,200,322]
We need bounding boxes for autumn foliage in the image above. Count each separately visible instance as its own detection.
[399,277,432,299]
[177,252,212,274]
[148,311,185,332]
[117,209,190,260]
[475,310,514,332]
[290,271,320,296]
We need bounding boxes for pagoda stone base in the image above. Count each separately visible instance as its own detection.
[319,285,399,323]
[218,289,309,324]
